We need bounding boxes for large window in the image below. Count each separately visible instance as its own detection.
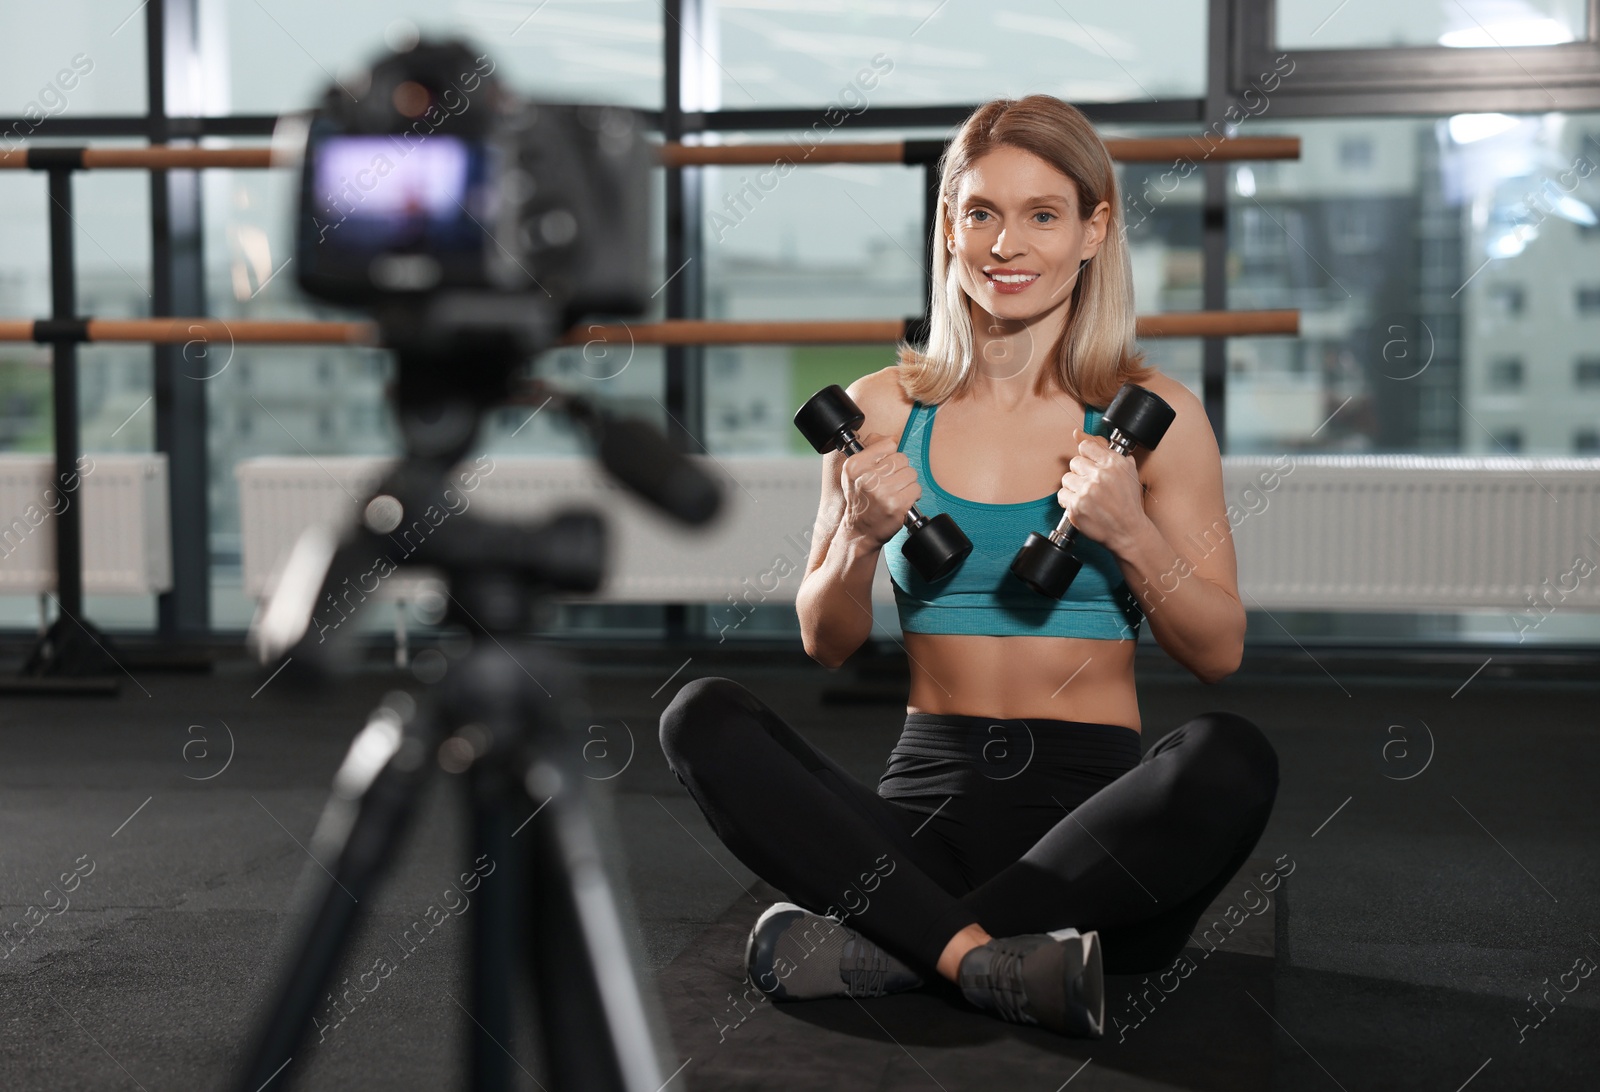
[1225,112,1600,455]
[203,1,664,115]
[2,1,1598,645]
[703,1,1205,108]
[0,9,146,117]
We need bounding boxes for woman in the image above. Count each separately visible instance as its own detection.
[659,95,1279,1039]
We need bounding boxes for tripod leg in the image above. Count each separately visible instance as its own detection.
[467,770,518,1091]
[436,625,677,1089]
[522,749,675,1092]
[234,695,433,1092]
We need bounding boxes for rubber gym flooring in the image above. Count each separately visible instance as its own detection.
[0,645,1595,1090]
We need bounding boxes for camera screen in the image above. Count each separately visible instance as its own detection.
[311,134,487,256]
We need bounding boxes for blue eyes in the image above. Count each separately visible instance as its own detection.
[969,210,1056,224]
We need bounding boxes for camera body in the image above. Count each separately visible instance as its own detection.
[294,39,654,341]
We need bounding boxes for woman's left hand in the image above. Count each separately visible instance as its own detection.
[1056,427,1152,557]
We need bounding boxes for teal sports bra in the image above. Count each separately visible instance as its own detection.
[884,400,1144,640]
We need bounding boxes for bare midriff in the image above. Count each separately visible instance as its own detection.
[902,631,1141,733]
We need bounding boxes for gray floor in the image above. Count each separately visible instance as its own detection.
[0,651,1596,1090]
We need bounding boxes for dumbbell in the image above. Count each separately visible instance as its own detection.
[1009,383,1175,599]
[794,384,972,583]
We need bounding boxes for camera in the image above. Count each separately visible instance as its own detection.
[294,37,654,355]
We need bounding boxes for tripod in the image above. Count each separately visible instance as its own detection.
[235,341,712,1091]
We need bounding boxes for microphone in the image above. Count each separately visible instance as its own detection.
[595,414,722,525]
[531,380,722,525]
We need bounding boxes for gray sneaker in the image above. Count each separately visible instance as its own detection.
[744,902,925,1001]
[957,927,1105,1038]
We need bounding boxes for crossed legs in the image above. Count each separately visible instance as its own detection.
[658,676,1279,978]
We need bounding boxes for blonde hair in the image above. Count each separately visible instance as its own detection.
[895,94,1152,409]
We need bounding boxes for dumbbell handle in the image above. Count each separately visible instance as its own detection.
[1041,426,1140,547]
[836,431,934,532]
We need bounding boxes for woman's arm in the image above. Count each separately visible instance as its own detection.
[796,492,881,669]
[796,370,912,669]
[1054,376,1246,683]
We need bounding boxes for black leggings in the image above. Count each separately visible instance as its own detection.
[658,677,1280,976]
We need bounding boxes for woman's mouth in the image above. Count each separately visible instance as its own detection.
[986,271,1040,294]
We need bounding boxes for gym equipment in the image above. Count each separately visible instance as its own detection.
[1009,383,1175,599]
[232,38,709,1092]
[794,384,972,583]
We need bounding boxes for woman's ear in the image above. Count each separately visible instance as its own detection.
[1083,200,1112,258]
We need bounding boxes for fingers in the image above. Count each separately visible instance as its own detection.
[1069,453,1104,479]
[838,433,920,543]
[1073,430,1113,463]
[843,434,889,465]
[850,435,900,470]
[852,447,909,483]
[844,441,914,500]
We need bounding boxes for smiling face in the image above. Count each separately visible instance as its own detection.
[946,144,1111,324]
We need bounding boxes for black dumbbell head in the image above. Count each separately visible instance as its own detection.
[902,512,972,583]
[1103,383,1176,451]
[794,384,866,453]
[1010,530,1082,599]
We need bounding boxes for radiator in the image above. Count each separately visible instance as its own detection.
[0,454,172,595]
[1222,456,1600,612]
[235,456,438,605]
[234,455,821,606]
[235,455,1600,614]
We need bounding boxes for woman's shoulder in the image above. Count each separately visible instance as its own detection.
[1121,367,1220,480]
[845,364,918,448]
[1128,367,1205,423]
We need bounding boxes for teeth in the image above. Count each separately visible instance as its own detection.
[990,273,1037,284]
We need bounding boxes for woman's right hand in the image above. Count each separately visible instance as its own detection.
[839,432,922,547]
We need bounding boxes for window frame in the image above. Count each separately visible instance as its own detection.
[1229,0,1600,114]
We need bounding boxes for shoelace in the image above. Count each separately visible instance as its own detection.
[970,940,1036,1025]
[841,938,889,997]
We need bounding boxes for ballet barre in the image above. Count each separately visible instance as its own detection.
[0,310,1299,347]
[0,135,1299,173]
